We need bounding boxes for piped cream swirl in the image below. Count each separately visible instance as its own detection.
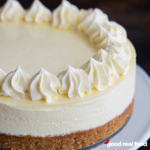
[58,66,91,99]
[30,68,61,103]
[81,58,112,91]
[52,0,80,29]
[78,8,126,46]
[89,26,120,49]
[78,8,108,35]
[103,21,127,42]
[93,43,131,78]
[25,0,51,23]
[0,65,30,100]
[0,0,25,21]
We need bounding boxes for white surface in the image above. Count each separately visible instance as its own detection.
[93,65,150,150]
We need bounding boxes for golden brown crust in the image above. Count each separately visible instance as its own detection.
[0,99,134,150]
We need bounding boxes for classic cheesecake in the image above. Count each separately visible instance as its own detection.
[0,0,136,150]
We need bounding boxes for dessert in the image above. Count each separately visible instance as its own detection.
[0,0,136,150]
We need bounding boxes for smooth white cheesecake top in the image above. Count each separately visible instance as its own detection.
[0,22,97,76]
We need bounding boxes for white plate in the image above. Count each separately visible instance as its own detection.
[92,65,150,150]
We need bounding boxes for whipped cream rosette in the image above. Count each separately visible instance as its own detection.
[0,0,25,21]
[30,68,61,102]
[58,66,91,99]
[0,65,30,100]
[52,0,80,29]
[25,0,51,23]
[81,58,112,91]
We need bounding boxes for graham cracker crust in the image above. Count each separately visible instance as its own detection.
[0,99,134,150]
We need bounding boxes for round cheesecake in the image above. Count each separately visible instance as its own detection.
[0,0,136,150]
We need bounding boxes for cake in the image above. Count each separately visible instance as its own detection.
[0,0,136,150]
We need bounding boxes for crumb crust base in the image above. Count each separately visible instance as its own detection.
[0,99,134,150]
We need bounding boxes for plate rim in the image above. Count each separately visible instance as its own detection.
[128,65,150,150]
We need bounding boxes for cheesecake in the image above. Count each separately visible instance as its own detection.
[0,0,136,149]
